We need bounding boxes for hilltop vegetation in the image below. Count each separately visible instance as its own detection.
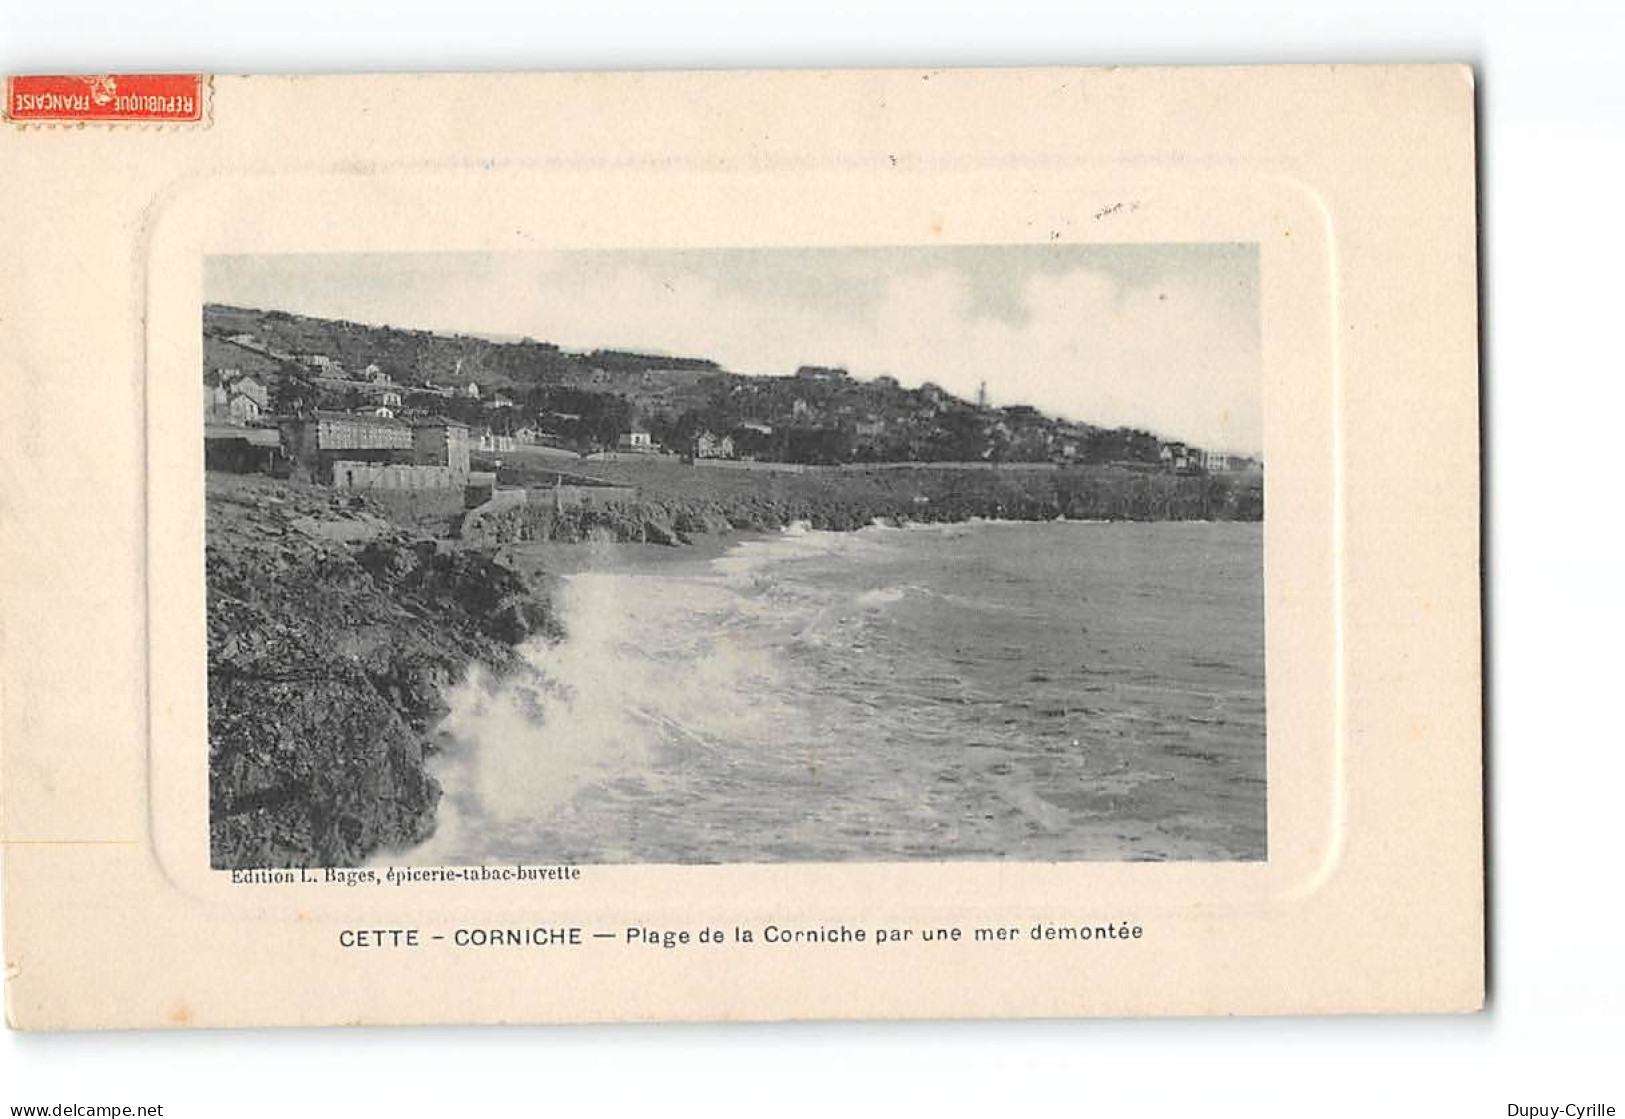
[203,303,1258,470]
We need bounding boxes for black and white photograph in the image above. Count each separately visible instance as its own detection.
[10,19,1596,1108]
[203,244,1266,869]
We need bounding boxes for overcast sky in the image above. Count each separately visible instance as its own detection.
[207,244,1260,454]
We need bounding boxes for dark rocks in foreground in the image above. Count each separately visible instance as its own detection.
[206,479,559,869]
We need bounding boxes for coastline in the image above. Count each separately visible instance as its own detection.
[205,475,559,869]
[461,458,1262,557]
[206,461,1264,869]
[501,529,760,582]
[393,515,1266,866]
[502,511,1261,582]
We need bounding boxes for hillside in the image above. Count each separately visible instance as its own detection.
[203,302,1258,470]
[205,303,573,390]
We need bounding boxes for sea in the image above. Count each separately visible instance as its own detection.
[396,519,1266,865]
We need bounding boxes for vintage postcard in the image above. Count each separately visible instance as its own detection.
[0,66,1482,1028]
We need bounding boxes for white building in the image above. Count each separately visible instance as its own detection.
[694,431,734,459]
[205,370,269,426]
[228,393,262,424]
[475,428,515,453]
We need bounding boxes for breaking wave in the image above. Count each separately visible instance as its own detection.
[394,519,1267,864]
[401,567,799,863]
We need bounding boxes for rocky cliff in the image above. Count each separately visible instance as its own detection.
[459,462,1262,549]
[206,477,558,868]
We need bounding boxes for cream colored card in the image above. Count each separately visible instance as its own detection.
[0,65,1481,1029]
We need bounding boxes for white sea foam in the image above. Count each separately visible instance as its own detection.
[711,522,860,577]
[392,518,1267,865]
[402,567,803,862]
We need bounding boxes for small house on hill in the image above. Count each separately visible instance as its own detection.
[232,375,269,409]
[1160,442,1201,473]
[694,431,734,459]
[204,369,269,426]
[228,392,263,424]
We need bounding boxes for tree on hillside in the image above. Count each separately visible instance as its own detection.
[271,369,318,417]
[923,409,990,461]
[781,426,853,465]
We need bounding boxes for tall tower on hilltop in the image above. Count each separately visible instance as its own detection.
[976,380,989,410]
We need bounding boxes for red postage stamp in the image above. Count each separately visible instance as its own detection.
[6,73,206,124]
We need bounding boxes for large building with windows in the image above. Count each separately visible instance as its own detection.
[278,412,472,490]
[281,411,412,457]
